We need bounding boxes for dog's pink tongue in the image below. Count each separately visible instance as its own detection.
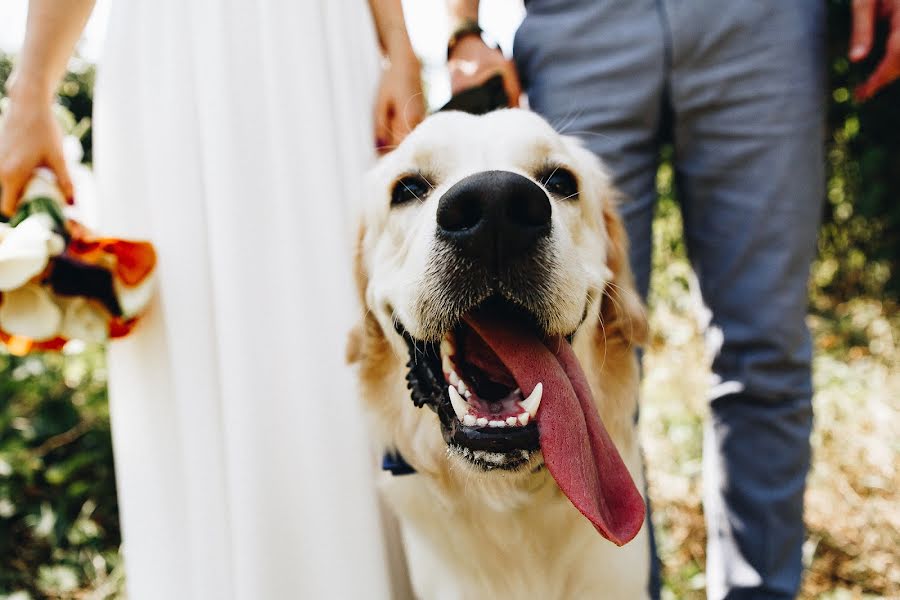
[465,313,645,546]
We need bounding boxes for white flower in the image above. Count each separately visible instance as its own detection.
[22,168,67,206]
[0,214,66,291]
[115,273,157,319]
[0,283,63,341]
[58,296,109,343]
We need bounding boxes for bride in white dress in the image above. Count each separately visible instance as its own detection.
[0,1,425,597]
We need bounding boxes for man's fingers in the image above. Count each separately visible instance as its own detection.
[856,26,900,100]
[501,62,523,108]
[856,60,900,100]
[47,151,74,203]
[850,0,877,61]
[449,62,493,95]
[450,63,521,107]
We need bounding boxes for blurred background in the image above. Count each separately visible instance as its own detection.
[0,1,897,598]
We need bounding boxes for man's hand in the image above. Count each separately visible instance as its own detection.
[0,81,73,217]
[374,50,427,154]
[448,35,522,107]
[850,0,900,101]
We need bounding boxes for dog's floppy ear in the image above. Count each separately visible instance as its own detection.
[347,221,372,364]
[346,220,393,367]
[599,196,649,347]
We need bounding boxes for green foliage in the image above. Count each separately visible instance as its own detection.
[57,62,95,166]
[821,0,900,299]
[0,347,122,598]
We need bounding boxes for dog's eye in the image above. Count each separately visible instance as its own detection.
[391,174,431,206]
[540,167,579,200]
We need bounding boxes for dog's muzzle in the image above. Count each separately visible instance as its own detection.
[436,170,551,273]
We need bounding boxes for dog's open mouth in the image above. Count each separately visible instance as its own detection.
[398,296,646,546]
[445,322,543,430]
[399,298,543,470]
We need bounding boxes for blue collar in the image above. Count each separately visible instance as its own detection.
[382,451,416,476]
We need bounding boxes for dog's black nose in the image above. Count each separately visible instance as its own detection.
[436,170,551,270]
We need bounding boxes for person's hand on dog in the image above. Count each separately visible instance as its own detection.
[448,35,521,107]
[850,0,900,100]
[374,48,427,154]
[0,79,74,217]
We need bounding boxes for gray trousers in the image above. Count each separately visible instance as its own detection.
[514,1,825,598]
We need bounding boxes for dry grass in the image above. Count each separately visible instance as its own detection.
[639,206,899,599]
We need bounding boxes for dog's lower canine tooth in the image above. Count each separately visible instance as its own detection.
[518,382,543,418]
[448,386,469,420]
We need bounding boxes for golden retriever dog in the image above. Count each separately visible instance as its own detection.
[349,109,650,599]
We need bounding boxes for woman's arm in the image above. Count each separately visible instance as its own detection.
[368,0,426,153]
[0,0,95,216]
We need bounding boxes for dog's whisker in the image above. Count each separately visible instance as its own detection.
[421,173,436,191]
[551,103,584,136]
[401,91,427,136]
[554,129,615,142]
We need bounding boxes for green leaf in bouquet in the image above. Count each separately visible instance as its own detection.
[9,196,67,235]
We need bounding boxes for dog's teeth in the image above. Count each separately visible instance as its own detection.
[476,417,488,427]
[449,370,460,386]
[518,382,543,418]
[488,420,506,428]
[463,414,477,427]
[457,380,468,394]
[517,412,530,426]
[448,386,469,420]
[463,390,472,399]
[505,416,518,427]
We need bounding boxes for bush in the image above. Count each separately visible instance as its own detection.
[0,347,122,598]
[820,0,900,300]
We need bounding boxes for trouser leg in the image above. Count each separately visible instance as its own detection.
[664,1,826,597]
[515,2,668,596]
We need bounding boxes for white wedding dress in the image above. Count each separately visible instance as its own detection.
[93,1,399,598]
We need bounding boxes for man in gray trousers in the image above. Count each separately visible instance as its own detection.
[445,0,900,598]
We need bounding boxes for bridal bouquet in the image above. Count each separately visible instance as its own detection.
[0,171,156,354]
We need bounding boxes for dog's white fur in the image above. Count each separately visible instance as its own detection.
[349,110,650,599]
